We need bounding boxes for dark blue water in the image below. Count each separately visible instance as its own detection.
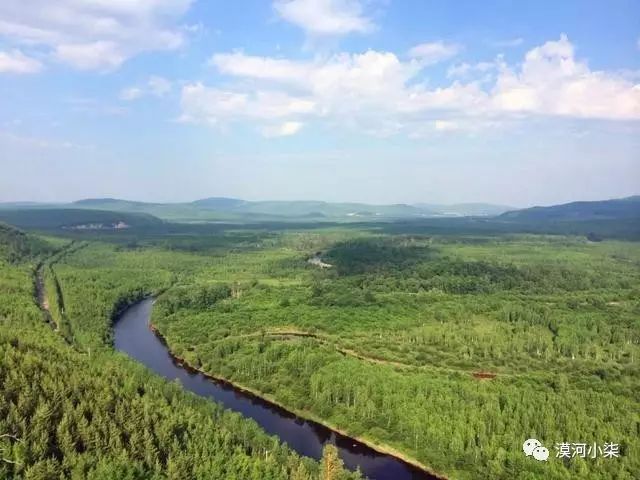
[113,299,441,480]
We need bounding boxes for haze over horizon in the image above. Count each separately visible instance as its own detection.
[4,193,640,212]
[1,0,639,206]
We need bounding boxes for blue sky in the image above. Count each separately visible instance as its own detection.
[0,0,639,206]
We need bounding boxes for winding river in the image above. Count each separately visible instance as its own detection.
[114,299,441,480]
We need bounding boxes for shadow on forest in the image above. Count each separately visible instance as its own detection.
[323,237,434,276]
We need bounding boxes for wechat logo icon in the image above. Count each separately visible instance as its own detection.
[523,438,549,461]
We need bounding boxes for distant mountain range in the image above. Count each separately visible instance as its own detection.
[0,208,162,230]
[499,196,640,222]
[0,197,515,222]
[0,196,638,231]
[0,195,638,240]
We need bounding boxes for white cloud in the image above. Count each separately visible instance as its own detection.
[55,41,125,71]
[179,83,315,132]
[211,50,420,102]
[189,50,478,136]
[0,49,42,73]
[183,35,640,138]
[261,121,304,137]
[408,41,461,65]
[196,50,424,135]
[273,0,374,36]
[210,53,311,84]
[491,34,640,120]
[0,0,192,70]
[120,76,172,101]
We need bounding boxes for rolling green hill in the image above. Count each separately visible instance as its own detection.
[0,222,55,262]
[42,197,513,222]
[500,196,640,222]
[0,197,517,222]
[190,197,248,209]
[0,208,163,230]
[68,197,433,220]
[1,196,637,241]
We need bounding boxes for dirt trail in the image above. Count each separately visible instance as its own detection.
[35,261,53,325]
[33,241,85,332]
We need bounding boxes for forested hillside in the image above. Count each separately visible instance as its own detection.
[147,232,639,479]
[0,222,55,262]
[0,225,358,480]
[500,196,640,222]
[0,209,163,231]
[31,226,640,480]
[3,219,639,479]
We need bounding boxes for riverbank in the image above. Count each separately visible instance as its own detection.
[148,321,450,480]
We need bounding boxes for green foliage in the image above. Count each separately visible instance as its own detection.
[0,223,54,263]
[44,244,174,347]
[321,444,347,480]
[161,284,232,314]
[4,221,639,479]
[0,330,332,480]
[325,237,433,275]
[144,232,640,479]
[0,231,359,480]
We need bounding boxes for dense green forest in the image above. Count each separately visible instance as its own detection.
[2,213,639,479]
[0,223,359,480]
[21,222,636,480]
[146,233,640,479]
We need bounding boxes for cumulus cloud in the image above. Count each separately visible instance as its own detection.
[491,34,640,120]
[0,49,42,73]
[183,35,640,137]
[210,50,421,98]
[408,41,461,65]
[210,53,311,85]
[273,0,374,36]
[0,0,192,70]
[179,83,315,130]
[55,41,125,71]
